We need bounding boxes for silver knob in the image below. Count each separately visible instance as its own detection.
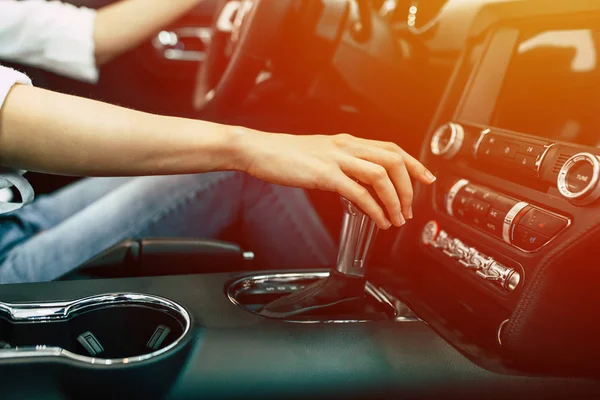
[557,152,600,206]
[335,198,379,278]
[430,122,465,159]
[421,220,440,246]
[476,261,521,292]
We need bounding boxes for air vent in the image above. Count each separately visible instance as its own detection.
[553,153,571,173]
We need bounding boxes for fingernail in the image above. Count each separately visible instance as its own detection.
[383,218,393,229]
[424,169,437,182]
[407,207,413,219]
[397,213,406,226]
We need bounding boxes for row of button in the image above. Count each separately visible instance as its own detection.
[421,221,521,292]
[477,134,547,174]
[445,180,569,251]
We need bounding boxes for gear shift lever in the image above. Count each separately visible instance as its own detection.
[336,197,379,278]
[260,197,380,319]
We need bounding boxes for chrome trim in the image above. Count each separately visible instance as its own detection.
[216,1,241,32]
[152,27,212,62]
[421,220,440,246]
[475,261,520,291]
[557,152,600,205]
[472,128,490,158]
[0,293,191,365]
[535,142,554,178]
[445,179,469,216]
[430,122,464,159]
[226,272,420,323]
[497,319,509,346]
[503,201,529,244]
[336,198,378,278]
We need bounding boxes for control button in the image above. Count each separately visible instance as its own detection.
[488,208,507,223]
[460,251,492,270]
[518,208,568,238]
[567,160,594,193]
[454,239,472,259]
[476,134,497,158]
[493,141,517,159]
[466,198,490,217]
[482,220,502,237]
[463,185,479,196]
[482,220,501,236]
[476,261,521,291]
[506,270,521,292]
[521,143,543,157]
[453,192,469,219]
[421,221,440,246]
[491,195,518,213]
[443,238,462,258]
[430,122,465,159]
[513,225,550,251]
[436,231,452,251]
[515,153,537,170]
[470,215,484,227]
[557,152,600,206]
[474,188,497,202]
[455,192,470,207]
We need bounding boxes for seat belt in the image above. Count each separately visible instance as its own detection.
[0,169,34,213]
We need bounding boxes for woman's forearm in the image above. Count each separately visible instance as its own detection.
[0,84,244,176]
[94,0,203,65]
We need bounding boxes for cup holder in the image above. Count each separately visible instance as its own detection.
[0,293,191,365]
[227,271,420,323]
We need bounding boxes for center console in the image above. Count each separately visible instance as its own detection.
[389,1,600,378]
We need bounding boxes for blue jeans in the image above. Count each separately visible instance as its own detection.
[0,172,337,283]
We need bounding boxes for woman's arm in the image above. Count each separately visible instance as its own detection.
[94,0,204,65]
[0,84,436,229]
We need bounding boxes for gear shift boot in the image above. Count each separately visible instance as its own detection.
[259,270,365,318]
[260,197,380,319]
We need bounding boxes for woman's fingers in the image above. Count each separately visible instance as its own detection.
[339,157,405,227]
[332,172,392,229]
[351,136,437,184]
[338,144,415,220]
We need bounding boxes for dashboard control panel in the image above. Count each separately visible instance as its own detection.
[430,122,600,207]
[439,179,570,252]
[421,220,521,292]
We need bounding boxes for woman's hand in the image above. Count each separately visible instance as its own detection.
[237,130,436,230]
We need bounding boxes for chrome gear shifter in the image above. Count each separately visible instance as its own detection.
[335,198,379,278]
[260,197,380,319]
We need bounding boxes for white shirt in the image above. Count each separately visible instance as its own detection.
[0,0,99,83]
[0,0,97,210]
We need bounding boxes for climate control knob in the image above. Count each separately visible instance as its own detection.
[430,122,465,159]
[557,152,600,205]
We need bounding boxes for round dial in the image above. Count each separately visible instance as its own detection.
[430,122,465,159]
[421,220,440,246]
[557,152,600,206]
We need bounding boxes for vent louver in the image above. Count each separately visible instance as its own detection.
[553,154,571,173]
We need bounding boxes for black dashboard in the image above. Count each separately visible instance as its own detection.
[389,0,600,379]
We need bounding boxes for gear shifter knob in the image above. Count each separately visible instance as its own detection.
[335,198,379,278]
[259,196,379,319]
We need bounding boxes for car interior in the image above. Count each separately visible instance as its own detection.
[2,0,600,399]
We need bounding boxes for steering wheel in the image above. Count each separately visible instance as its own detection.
[193,0,298,118]
[194,0,353,119]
